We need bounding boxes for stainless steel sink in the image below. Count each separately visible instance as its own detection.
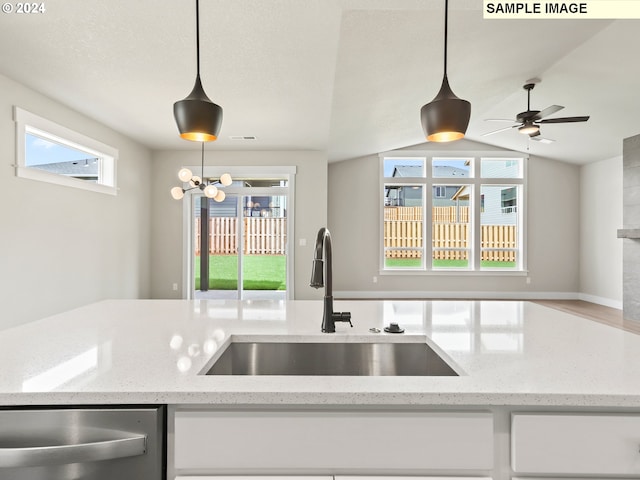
[203,341,458,376]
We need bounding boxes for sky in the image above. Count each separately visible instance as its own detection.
[25,132,98,166]
[383,158,471,177]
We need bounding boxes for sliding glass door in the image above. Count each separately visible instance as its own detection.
[242,194,287,298]
[191,180,290,300]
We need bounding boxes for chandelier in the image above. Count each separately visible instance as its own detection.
[170,143,232,201]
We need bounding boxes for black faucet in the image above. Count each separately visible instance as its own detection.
[310,227,352,333]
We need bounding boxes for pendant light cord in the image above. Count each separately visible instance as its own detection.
[195,0,201,77]
[201,142,205,179]
[443,0,448,77]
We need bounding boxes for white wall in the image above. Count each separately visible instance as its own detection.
[328,139,581,298]
[0,73,152,330]
[150,149,327,300]
[578,156,623,308]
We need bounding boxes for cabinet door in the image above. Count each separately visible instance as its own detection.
[336,477,493,480]
[174,410,494,471]
[513,477,621,480]
[512,413,640,475]
[177,477,490,480]
[176,477,332,480]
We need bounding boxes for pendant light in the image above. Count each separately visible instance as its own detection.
[171,143,232,201]
[420,0,470,142]
[173,0,223,142]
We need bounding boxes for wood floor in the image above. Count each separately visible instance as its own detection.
[533,300,640,335]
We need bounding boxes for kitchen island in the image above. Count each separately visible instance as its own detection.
[0,299,638,407]
[1,299,639,479]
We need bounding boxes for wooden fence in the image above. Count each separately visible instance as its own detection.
[195,214,514,263]
[385,206,469,223]
[385,220,516,262]
[195,217,287,255]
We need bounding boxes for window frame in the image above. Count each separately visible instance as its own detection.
[380,151,527,276]
[14,107,118,195]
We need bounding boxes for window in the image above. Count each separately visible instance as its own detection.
[381,153,525,273]
[501,186,517,213]
[14,107,118,195]
[434,186,446,198]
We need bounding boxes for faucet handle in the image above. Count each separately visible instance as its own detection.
[334,311,353,328]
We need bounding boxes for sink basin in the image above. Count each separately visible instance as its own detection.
[203,341,458,376]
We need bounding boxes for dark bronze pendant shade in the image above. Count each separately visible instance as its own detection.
[420,0,470,142]
[173,0,223,142]
[174,75,223,142]
[421,75,470,142]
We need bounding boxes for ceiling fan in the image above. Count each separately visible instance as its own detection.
[483,82,590,143]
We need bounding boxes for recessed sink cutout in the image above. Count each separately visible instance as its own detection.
[202,340,458,376]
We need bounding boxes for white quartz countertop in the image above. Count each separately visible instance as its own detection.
[1,299,640,407]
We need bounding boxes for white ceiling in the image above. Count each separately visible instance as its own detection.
[1,0,637,165]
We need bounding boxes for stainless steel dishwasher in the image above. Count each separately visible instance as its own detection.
[0,406,165,479]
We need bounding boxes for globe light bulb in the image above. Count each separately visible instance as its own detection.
[189,175,202,187]
[214,190,226,202]
[204,184,218,198]
[170,186,185,200]
[220,173,232,186]
[178,168,193,183]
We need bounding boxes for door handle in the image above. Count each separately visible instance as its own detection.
[0,430,146,468]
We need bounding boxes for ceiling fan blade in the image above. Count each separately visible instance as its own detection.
[532,105,564,120]
[530,134,555,144]
[482,124,520,136]
[538,116,590,124]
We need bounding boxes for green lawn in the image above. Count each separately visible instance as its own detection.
[195,254,286,290]
[385,258,516,268]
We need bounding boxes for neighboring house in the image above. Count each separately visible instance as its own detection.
[29,158,99,182]
[451,185,518,225]
[195,195,287,218]
[385,165,469,208]
[385,162,517,225]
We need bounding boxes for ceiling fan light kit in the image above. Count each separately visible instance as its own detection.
[518,123,539,135]
[420,0,470,143]
[173,0,223,142]
[483,82,589,142]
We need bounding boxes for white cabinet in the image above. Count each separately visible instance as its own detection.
[513,478,622,480]
[336,477,492,480]
[176,477,331,480]
[173,410,494,472]
[511,413,640,475]
[176,477,489,480]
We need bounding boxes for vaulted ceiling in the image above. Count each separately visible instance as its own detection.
[1,0,637,164]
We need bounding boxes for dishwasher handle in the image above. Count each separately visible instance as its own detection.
[0,432,147,468]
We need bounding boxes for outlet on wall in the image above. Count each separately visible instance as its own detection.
[172,283,178,291]
[373,276,377,283]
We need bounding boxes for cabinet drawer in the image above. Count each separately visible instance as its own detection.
[174,410,493,471]
[511,413,640,475]
[337,477,492,480]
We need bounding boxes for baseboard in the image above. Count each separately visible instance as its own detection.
[335,290,580,300]
[577,293,623,310]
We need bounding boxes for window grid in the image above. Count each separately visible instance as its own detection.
[381,153,526,274]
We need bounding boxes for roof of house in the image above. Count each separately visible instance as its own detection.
[29,159,99,177]
[392,165,469,177]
